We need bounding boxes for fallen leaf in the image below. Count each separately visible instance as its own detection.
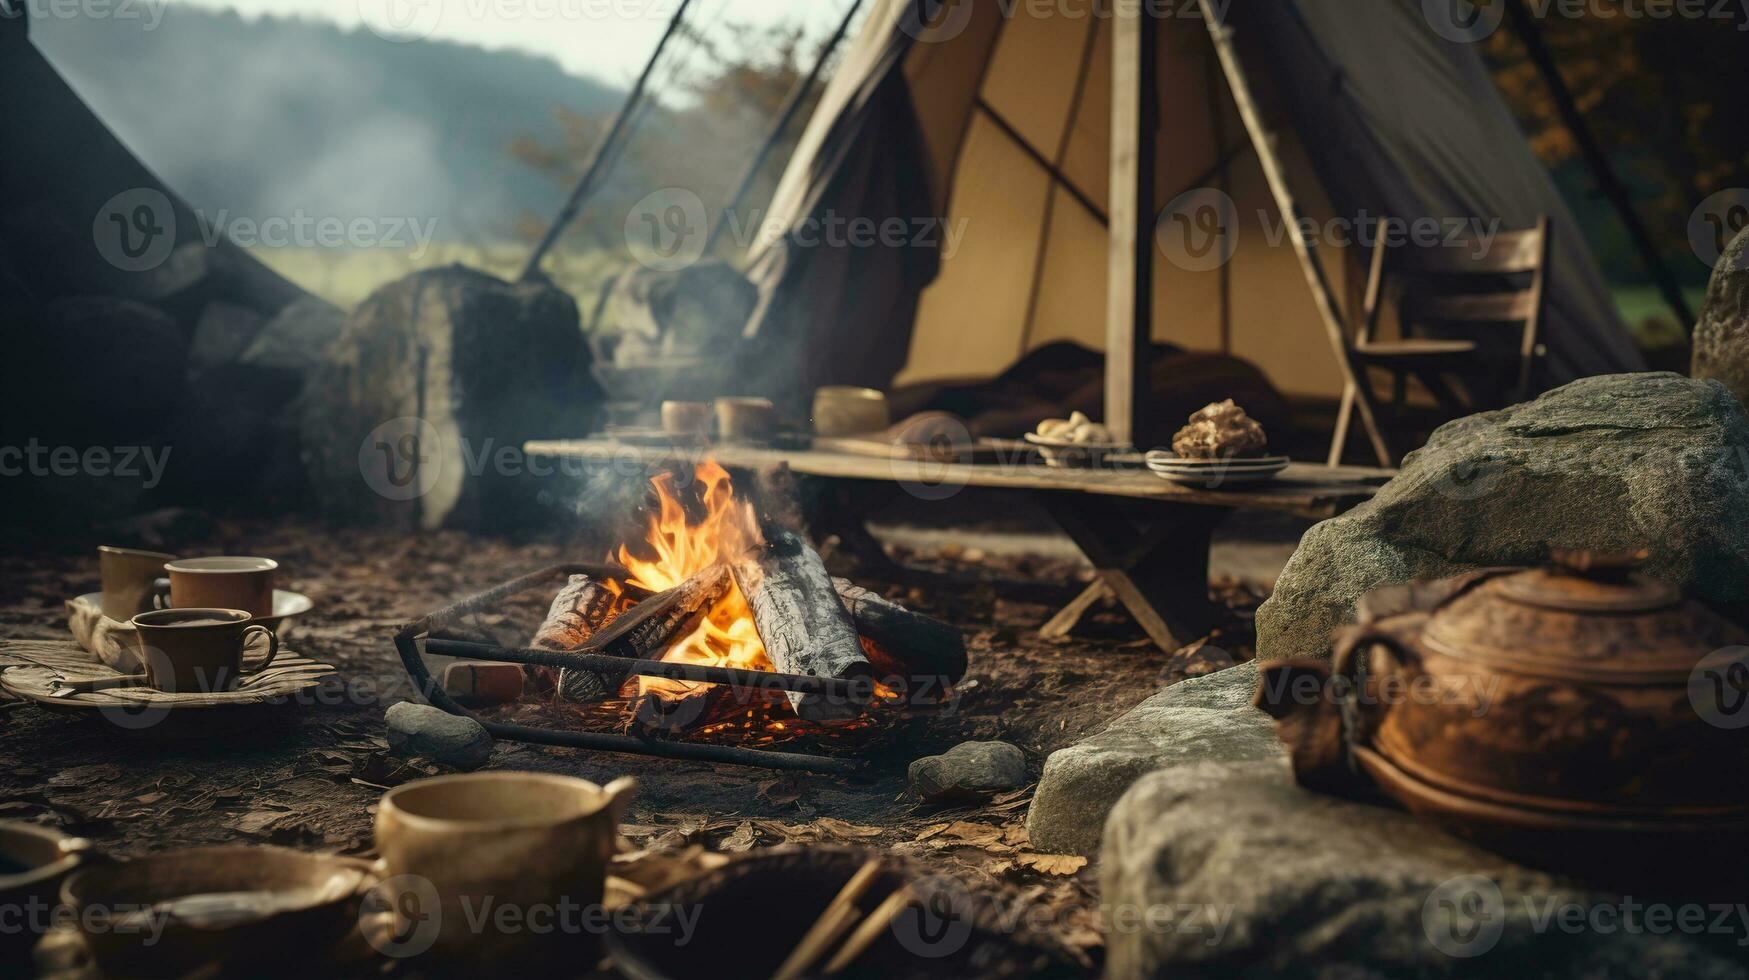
[1017,853,1087,875]
[913,822,951,842]
[756,778,802,807]
[718,821,758,853]
[936,821,1003,846]
[134,792,166,805]
[812,817,882,840]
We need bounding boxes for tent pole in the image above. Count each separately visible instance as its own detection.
[705,0,864,256]
[1197,0,1392,466]
[1106,0,1158,447]
[1502,0,1694,329]
[519,0,697,281]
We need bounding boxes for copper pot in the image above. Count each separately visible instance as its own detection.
[1258,552,1749,875]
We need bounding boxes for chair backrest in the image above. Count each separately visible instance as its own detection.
[1360,216,1551,394]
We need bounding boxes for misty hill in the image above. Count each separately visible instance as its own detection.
[32,8,625,243]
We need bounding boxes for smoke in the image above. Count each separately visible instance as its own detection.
[31,7,617,247]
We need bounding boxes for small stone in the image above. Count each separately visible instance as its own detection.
[385,702,494,770]
[908,741,1027,804]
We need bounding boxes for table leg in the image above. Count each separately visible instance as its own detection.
[1039,580,1114,639]
[1037,494,1229,652]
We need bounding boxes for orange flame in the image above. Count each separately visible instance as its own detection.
[611,461,772,703]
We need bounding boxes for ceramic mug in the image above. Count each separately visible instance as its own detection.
[373,772,637,961]
[660,400,712,439]
[714,397,776,443]
[812,386,890,437]
[158,556,277,617]
[130,608,280,694]
[99,546,176,621]
[0,822,97,968]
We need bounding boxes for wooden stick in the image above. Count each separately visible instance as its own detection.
[771,858,883,980]
[823,886,916,975]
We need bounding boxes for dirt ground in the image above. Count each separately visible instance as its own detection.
[0,511,1271,976]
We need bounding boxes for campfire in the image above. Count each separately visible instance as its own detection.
[408,461,967,768]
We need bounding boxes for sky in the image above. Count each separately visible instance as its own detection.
[165,0,860,85]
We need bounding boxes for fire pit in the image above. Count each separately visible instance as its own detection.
[394,462,968,774]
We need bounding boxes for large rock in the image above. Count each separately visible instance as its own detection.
[1693,226,1749,405]
[299,265,599,530]
[1258,373,1749,662]
[1026,662,1282,855]
[1102,763,1749,978]
[386,702,494,770]
[908,741,1028,804]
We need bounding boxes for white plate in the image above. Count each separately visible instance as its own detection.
[1152,468,1287,487]
[1145,451,1289,468]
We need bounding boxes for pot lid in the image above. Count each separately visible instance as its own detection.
[1419,550,1741,683]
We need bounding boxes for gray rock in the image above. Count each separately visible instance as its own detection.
[386,701,494,770]
[189,301,266,371]
[1694,226,1749,405]
[1026,662,1282,855]
[1103,763,1749,978]
[241,296,344,373]
[908,741,1027,803]
[1258,373,1749,662]
[299,264,599,530]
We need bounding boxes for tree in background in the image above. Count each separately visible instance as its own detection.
[1483,8,1749,287]
[510,16,833,302]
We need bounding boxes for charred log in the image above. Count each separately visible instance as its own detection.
[732,529,873,721]
[529,573,621,701]
[832,579,967,686]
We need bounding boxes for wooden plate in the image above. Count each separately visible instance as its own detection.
[0,639,335,712]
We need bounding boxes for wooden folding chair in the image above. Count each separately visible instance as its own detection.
[1328,216,1551,467]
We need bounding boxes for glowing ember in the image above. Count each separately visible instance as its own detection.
[609,461,772,706]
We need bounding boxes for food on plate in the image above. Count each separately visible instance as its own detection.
[1034,411,1113,445]
[1171,400,1268,459]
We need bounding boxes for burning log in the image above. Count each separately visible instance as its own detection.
[530,569,727,702]
[732,529,874,721]
[529,573,621,701]
[832,579,967,687]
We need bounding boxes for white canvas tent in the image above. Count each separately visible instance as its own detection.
[742,0,1645,451]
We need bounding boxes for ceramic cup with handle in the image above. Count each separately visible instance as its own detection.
[156,557,277,618]
[372,772,637,962]
[99,546,177,621]
[129,608,280,694]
